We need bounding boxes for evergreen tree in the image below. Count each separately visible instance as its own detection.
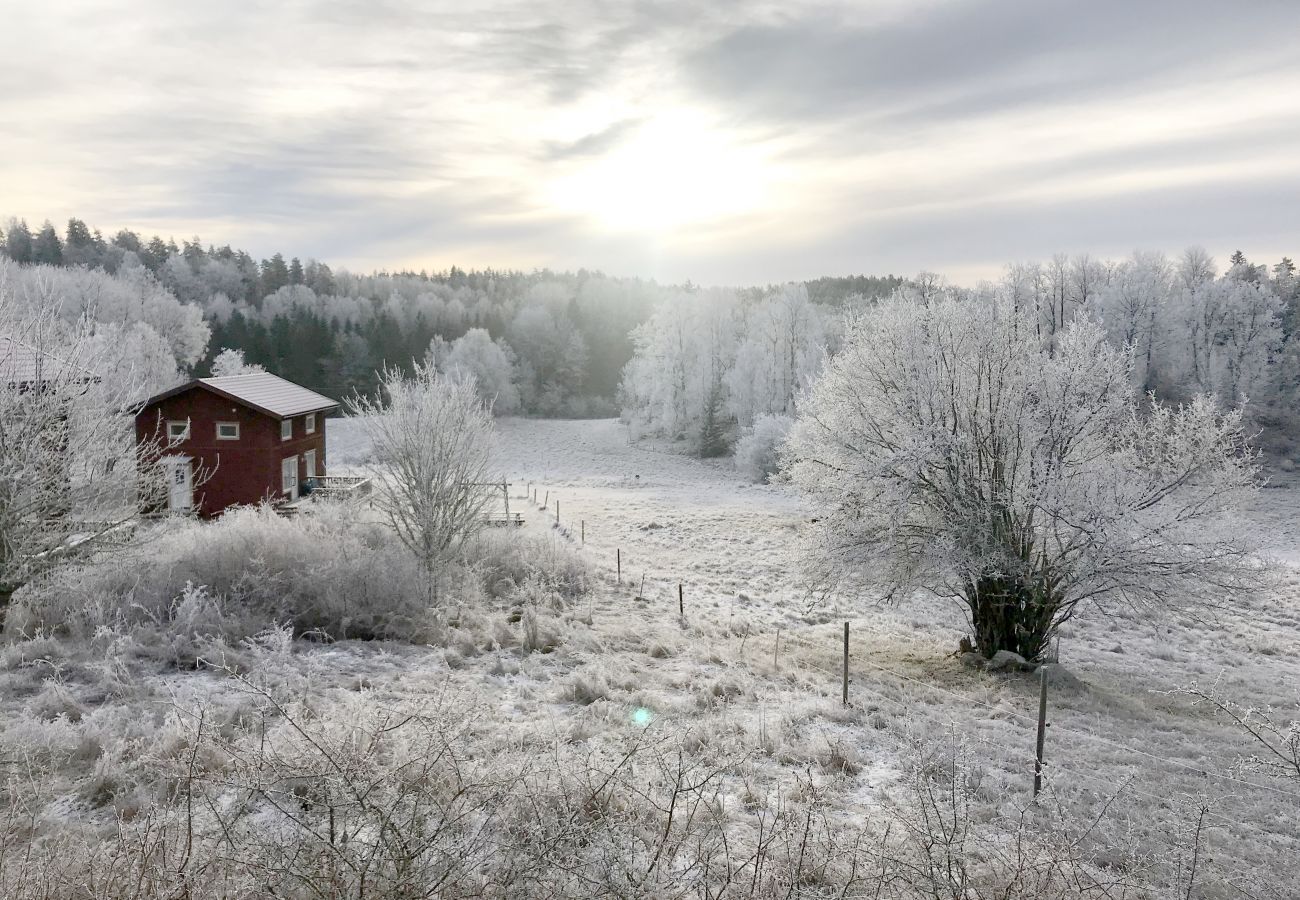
[63,218,100,267]
[182,236,206,271]
[698,380,731,458]
[288,256,304,285]
[144,236,169,271]
[260,253,289,296]
[64,218,93,249]
[32,221,63,265]
[111,229,142,254]
[5,219,33,263]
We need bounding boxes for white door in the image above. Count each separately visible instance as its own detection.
[281,456,298,500]
[166,456,192,512]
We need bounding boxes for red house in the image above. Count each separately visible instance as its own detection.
[135,373,339,517]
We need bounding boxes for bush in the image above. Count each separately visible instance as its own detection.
[8,505,436,647]
[734,414,793,483]
[466,529,590,600]
[7,504,594,660]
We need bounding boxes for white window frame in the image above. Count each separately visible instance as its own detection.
[281,418,292,441]
[282,455,298,496]
[306,412,316,434]
[166,419,190,442]
[216,421,240,441]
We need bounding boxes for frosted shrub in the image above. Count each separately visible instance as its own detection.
[9,505,433,646]
[734,414,793,483]
[466,530,590,600]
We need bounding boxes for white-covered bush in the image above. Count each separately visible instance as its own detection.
[734,414,793,483]
[9,505,434,646]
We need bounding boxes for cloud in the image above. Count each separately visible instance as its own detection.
[0,0,1297,284]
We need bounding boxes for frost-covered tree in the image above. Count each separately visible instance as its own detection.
[784,295,1263,662]
[0,259,209,373]
[348,364,496,601]
[210,347,265,378]
[0,277,170,609]
[621,284,824,455]
[1085,252,1171,392]
[1169,253,1282,407]
[430,327,520,414]
[726,284,824,427]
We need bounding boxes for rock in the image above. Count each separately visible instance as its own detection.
[959,652,985,669]
[1281,458,1296,473]
[986,650,1033,672]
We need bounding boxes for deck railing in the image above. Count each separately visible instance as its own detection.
[302,475,373,499]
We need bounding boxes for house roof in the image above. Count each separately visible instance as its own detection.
[0,335,97,387]
[141,372,339,419]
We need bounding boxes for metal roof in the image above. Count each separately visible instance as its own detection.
[198,373,339,418]
[0,336,96,387]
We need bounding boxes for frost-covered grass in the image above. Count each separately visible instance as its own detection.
[0,417,1296,897]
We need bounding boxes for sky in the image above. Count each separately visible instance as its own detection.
[1,0,1298,286]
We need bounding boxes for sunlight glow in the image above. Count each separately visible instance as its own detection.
[548,113,770,233]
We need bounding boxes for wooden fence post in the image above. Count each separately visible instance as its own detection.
[617,548,621,584]
[543,490,549,509]
[556,499,560,526]
[678,583,684,617]
[1034,665,1049,797]
[842,622,850,706]
[581,520,585,545]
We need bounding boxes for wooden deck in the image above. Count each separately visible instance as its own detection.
[280,475,373,514]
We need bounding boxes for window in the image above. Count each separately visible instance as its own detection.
[166,420,190,441]
[304,449,317,480]
[306,413,316,434]
[281,418,292,441]
[216,422,240,440]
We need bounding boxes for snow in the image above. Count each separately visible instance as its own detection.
[326,415,1300,880]
[2,414,1296,892]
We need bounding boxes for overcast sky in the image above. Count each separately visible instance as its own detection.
[2,0,1297,285]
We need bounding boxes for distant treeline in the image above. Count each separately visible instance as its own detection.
[0,216,902,413]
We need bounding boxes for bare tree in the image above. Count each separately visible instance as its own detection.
[784,294,1264,661]
[349,362,495,601]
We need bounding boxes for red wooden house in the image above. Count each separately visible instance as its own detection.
[135,373,339,517]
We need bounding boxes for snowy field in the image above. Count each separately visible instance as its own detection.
[329,415,1300,888]
[0,415,1295,894]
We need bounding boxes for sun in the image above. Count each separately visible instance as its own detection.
[548,113,770,233]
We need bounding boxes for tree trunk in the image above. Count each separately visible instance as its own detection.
[966,576,1056,661]
[0,585,14,634]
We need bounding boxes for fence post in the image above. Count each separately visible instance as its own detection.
[581,520,585,545]
[1034,665,1049,797]
[543,490,549,509]
[678,583,684,617]
[842,621,850,706]
[556,499,560,526]
[617,548,621,584]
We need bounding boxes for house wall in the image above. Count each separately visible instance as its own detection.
[135,387,329,518]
